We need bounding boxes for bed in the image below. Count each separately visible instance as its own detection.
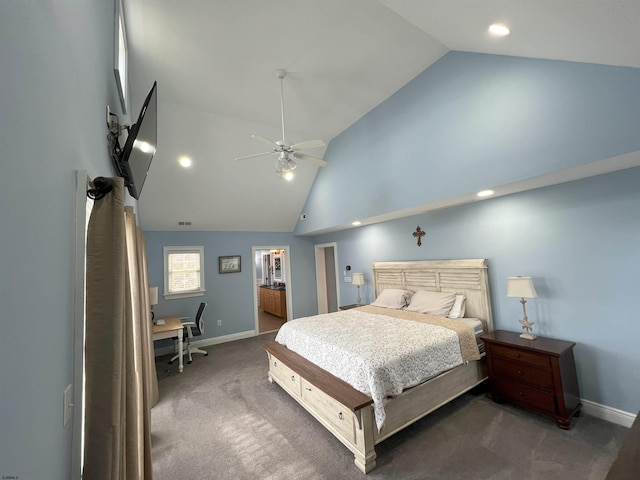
[263,259,494,473]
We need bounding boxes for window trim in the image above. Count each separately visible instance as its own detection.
[163,246,206,300]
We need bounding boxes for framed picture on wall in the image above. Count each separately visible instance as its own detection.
[219,255,241,274]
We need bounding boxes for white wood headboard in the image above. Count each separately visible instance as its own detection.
[371,259,494,333]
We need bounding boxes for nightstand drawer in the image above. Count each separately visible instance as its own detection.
[490,344,551,369]
[492,378,557,414]
[492,358,555,390]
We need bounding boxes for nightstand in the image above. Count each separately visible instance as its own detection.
[481,330,581,429]
[339,304,362,310]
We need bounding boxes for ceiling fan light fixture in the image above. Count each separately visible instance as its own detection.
[275,153,296,180]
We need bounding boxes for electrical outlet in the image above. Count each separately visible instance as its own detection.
[217,319,222,326]
[63,384,73,427]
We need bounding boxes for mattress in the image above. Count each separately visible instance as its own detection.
[457,317,484,336]
[275,308,478,430]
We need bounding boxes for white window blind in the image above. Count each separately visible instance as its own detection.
[163,246,205,299]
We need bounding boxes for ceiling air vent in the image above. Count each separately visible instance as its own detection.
[177,221,192,226]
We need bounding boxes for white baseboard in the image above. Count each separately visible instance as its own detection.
[154,330,256,357]
[581,398,636,428]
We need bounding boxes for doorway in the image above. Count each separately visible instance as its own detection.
[252,245,292,334]
[314,242,339,314]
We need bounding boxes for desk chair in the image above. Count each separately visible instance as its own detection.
[169,302,208,365]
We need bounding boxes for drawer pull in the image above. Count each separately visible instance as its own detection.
[517,370,523,375]
[514,353,521,358]
[338,412,343,420]
[305,387,312,391]
[519,391,524,396]
[273,361,277,367]
[290,375,295,382]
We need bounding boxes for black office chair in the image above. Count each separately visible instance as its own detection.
[170,302,208,365]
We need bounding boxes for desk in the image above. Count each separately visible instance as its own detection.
[153,317,184,373]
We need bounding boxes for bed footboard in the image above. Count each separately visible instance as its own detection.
[263,341,377,473]
[264,340,487,473]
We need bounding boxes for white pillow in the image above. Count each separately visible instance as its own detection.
[448,294,466,319]
[371,289,414,309]
[405,290,457,317]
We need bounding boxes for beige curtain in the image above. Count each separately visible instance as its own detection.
[84,177,158,479]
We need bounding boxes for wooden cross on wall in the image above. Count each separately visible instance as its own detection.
[412,225,426,246]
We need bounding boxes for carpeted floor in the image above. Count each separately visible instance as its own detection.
[151,333,628,480]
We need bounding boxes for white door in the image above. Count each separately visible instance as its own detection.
[315,243,339,314]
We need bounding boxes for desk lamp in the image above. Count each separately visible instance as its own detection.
[149,286,158,322]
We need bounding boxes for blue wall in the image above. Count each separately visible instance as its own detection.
[312,168,640,414]
[144,231,318,338]
[145,168,640,415]
[288,51,640,415]
[0,1,128,478]
[296,52,640,235]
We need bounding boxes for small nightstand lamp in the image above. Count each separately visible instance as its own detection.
[149,286,158,322]
[352,273,365,306]
[507,276,538,340]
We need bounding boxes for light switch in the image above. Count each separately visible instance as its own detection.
[344,276,352,283]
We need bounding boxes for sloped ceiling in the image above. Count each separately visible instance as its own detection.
[123,0,640,232]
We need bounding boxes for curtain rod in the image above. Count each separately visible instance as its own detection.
[87,176,114,200]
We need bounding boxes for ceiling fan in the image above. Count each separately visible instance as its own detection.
[235,69,327,181]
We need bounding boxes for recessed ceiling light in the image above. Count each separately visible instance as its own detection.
[179,156,192,168]
[352,221,362,226]
[477,189,495,198]
[488,24,510,37]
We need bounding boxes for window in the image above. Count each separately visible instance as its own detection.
[163,246,205,299]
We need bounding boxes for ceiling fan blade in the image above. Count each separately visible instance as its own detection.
[234,151,274,161]
[251,134,279,148]
[290,139,325,151]
[292,152,328,167]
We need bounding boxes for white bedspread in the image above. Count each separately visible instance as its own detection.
[274,308,463,430]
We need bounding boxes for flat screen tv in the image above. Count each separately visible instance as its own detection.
[113,81,157,199]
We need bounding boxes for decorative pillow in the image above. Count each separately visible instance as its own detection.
[371,289,414,309]
[448,294,466,319]
[405,290,457,317]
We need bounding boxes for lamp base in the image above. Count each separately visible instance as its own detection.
[519,333,537,340]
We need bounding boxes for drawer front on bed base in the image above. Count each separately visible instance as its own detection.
[301,378,356,441]
[268,354,301,398]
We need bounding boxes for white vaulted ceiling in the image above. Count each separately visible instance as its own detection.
[123,0,640,232]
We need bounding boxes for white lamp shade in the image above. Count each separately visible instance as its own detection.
[149,286,159,306]
[352,273,365,285]
[507,277,537,298]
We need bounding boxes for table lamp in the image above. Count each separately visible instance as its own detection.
[507,276,538,340]
[149,286,158,322]
[352,273,365,305]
